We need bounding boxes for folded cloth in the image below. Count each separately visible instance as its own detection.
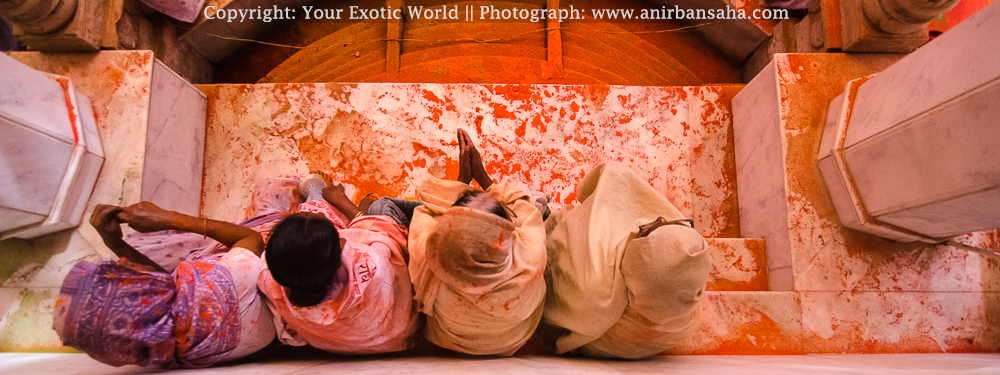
[53,258,241,368]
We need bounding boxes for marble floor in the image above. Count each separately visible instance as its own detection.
[1,352,998,375]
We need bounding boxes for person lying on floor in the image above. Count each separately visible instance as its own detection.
[407,128,547,356]
[256,174,419,355]
[53,202,276,368]
[542,162,711,359]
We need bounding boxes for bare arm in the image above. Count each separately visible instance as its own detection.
[90,204,167,273]
[322,183,362,219]
[117,202,265,256]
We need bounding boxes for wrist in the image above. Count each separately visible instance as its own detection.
[171,212,200,233]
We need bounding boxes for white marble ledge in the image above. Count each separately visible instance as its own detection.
[1,353,999,375]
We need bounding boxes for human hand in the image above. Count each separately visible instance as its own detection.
[322,183,352,206]
[117,202,181,233]
[457,129,473,184]
[90,204,124,241]
[358,194,377,215]
[458,129,493,189]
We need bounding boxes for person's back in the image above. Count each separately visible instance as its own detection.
[407,129,547,356]
[257,179,419,354]
[53,202,275,368]
[543,162,711,359]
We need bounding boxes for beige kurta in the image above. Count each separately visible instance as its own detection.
[409,177,546,356]
[543,162,711,359]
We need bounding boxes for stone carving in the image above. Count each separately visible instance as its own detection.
[842,0,959,52]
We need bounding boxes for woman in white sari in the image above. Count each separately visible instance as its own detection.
[543,162,711,359]
[407,129,547,356]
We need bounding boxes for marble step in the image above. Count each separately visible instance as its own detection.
[706,238,768,291]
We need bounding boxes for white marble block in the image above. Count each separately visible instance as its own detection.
[819,2,1000,241]
[0,54,104,239]
[141,61,206,217]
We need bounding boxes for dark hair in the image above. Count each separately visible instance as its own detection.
[265,212,341,307]
[453,190,509,220]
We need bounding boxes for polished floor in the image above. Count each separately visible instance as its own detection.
[1,352,998,374]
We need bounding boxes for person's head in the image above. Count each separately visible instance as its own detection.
[452,190,509,220]
[265,212,341,307]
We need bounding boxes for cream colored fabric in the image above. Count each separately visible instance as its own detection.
[543,162,711,359]
[214,248,276,362]
[409,177,546,356]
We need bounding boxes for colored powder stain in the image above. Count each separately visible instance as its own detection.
[422,90,443,103]
[515,122,526,138]
[491,103,517,120]
[411,142,429,155]
[494,84,533,102]
[564,192,577,204]
[700,310,800,355]
[530,114,547,133]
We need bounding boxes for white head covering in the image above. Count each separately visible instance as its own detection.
[544,162,710,358]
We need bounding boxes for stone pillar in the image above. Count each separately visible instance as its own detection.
[0,0,104,51]
[819,1,1000,242]
[841,0,960,52]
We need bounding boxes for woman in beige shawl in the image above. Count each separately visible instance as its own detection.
[543,162,711,359]
[408,129,547,356]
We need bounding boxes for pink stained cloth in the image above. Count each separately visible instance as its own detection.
[258,200,420,354]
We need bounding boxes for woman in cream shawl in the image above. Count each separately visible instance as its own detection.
[543,162,711,359]
[408,129,547,356]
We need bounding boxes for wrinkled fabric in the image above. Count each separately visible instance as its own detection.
[543,162,711,359]
[409,177,546,356]
[213,248,277,363]
[258,200,419,354]
[53,258,240,368]
[125,212,285,273]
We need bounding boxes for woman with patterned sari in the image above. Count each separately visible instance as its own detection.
[53,201,277,368]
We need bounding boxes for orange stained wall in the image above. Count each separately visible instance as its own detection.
[215,0,741,85]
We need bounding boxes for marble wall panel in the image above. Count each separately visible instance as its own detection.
[687,85,743,238]
[200,83,739,230]
[141,60,206,217]
[732,61,795,291]
[799,291,1000,353]
[760,53,1000,293]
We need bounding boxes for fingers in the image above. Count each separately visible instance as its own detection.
[90,204,122,227]
[457,129,467,150]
